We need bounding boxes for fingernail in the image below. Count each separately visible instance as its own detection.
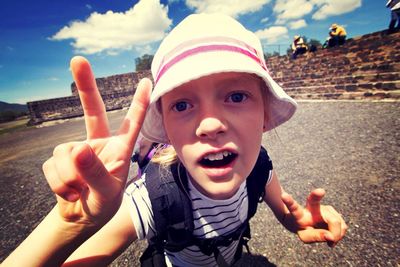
[65,191,79,202]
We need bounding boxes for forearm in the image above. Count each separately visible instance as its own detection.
[263,171,298,232]
[2,205,98,267]
[63,198,136,267]
[263,172,288,222]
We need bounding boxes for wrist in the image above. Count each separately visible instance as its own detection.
[52,208,99,242]
[38,206,100,266]
[281,212,299,233]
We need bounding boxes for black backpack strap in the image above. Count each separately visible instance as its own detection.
[226,146,272,262]
[140,161,194,266]
[246,146,273,219]
[140,245,167,267]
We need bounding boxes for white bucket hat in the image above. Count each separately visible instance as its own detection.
[141,13,297,144]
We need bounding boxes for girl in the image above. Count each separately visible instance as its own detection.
[2,14,347,267]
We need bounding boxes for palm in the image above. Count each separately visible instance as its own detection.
[45,56,151,227]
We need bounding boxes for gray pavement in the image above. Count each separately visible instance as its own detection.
[0,101,399,266]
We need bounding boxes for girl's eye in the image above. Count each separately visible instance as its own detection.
[172,101,191,112]
[227,92,248,103]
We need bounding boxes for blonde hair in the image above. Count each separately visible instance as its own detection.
[151,144,178,167]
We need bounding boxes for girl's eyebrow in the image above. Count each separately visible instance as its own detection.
[215,74,258,88]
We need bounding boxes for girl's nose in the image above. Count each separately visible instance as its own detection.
[195,115,227,139]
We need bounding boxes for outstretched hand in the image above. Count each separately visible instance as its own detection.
[281,189,348,247]
[42,56,151,229]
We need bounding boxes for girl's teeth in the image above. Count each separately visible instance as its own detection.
[204,151,231,161]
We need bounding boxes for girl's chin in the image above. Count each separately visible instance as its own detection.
[196,180,243,200]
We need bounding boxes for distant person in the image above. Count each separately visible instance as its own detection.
[386,0,400,33]
[327,23,347,47]
[291,35,308,59]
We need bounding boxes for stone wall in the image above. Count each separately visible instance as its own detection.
[266,30,400,100]
[70,70,151,95]
[27,30,400,124]
[27,70,152,125]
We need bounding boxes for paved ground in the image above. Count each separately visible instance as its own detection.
[0,101,399,266]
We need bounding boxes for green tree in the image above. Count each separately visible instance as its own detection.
[0,111,18,123]
[308,38,322,48]
[135,54,154,71]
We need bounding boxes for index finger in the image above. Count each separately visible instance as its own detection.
[117,78,152,150]
[70,56,110,139]
[306,188,325,218]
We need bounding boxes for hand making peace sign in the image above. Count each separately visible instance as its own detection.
[42,56,151,228]
[282,188,348,246]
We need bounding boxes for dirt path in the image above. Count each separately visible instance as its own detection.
[1,102,399,266]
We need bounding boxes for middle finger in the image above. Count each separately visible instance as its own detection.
[70,56,110,140]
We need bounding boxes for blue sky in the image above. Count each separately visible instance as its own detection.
[0,0,388,104]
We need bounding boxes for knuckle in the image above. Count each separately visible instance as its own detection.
[42,158,52,173]
[53,143,67,157]
[53,142,76,157]
[331,218,341,225]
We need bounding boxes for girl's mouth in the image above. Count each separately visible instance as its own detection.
[199,151,237,168]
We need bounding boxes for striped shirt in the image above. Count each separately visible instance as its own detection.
[125,169,272,266]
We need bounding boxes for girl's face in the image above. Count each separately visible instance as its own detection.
[161,72,266,200]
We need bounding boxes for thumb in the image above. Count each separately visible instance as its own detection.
[72,143,114,197]
[298,228,335,244]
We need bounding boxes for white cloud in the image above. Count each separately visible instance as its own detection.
[273,0,361,23]
[47,77,59,81]
[255,26,288,43]
[289,19,307,29]
[86,4,92,10]
[135,44,154,55]
[260,17,269,23]
[273,0,313,23]
[185,0,271,18]
[311,0,362,20]
[50,0,172,55]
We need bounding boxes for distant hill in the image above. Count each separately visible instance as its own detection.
[0,101,28,113]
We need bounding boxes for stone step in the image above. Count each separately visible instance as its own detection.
[289,90,400,100]
[282,80,400,94]
[268,55,400,69]
[269,62,400,80]
[267,40,400,62]
[266,44,400,70]
[275,72,400,87]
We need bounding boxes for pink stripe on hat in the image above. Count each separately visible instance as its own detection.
[155,42,267,85]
